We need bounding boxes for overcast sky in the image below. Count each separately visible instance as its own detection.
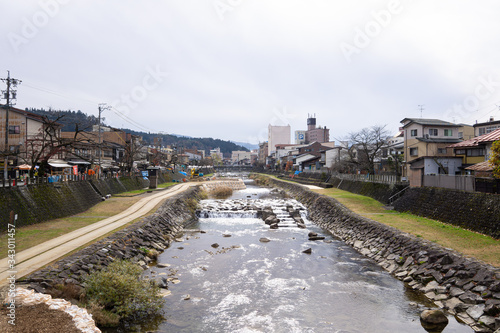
[2,0,500,144]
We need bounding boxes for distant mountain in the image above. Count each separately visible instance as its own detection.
[27,108,248,156]
[123,129,248,156]
[232,141,259,150]
[27,108,99,131]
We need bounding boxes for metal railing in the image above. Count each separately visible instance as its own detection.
[332,173,408,185]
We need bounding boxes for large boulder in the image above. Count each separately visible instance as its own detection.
[420,309,448,332]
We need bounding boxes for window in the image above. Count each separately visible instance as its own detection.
[8,126,20,134]
[455,149,466,155]
[444,129,453,137]
[428,129,438,136]
[9,145,20,153]
[466,149,485,157]
[458,132,463,139]
[438,148,447,154]
[409,147,418,156]
[410,129,418,137]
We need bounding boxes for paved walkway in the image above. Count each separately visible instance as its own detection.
[0,183,194,287]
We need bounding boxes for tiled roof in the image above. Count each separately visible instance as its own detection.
[448,128,500,148]
[465,161,493,172]
[401,118,457,127]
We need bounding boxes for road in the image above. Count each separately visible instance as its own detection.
[0,182,194,287]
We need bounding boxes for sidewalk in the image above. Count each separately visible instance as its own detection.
[0,183,194,287]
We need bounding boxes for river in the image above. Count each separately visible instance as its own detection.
[140,178,471,333]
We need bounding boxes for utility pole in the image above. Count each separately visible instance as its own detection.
[97,103,110,179]
[1,71,22,181]
[418,104,425,118]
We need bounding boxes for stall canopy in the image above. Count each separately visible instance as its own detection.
[68,161,91,165]
[48,161,72,168]
[15,164,32,170]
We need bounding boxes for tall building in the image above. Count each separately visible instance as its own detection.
[295,130,306,144]
[305,114,330,143]
[268,124,291,156]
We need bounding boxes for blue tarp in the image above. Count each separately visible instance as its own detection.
[294,170,302,175]
[179,171,187,176]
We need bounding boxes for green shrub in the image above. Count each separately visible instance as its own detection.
[83,260,163,327]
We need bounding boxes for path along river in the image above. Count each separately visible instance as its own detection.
[139,178,471,333]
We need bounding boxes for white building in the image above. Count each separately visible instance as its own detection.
[210,147,223,160]
[268,124,291,156]
[295,130,306,144]
[231,150,252,164]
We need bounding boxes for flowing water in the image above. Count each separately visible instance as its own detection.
[140,178,471,333]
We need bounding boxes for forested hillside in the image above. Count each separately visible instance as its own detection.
[27,108,248,156]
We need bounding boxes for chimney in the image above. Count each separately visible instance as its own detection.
[490,116,495,122]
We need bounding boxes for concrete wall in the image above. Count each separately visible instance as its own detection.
[422,175,475,192]
[393,187,500,239]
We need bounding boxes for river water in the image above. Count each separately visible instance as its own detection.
[141,179,471,333]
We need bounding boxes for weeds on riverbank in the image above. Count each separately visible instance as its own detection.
[82,260,163,327]
[209,186,233,199]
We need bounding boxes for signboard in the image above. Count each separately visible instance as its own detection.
[73,165,78,175]
[141,170,149,180]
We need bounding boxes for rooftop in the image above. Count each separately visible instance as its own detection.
[401,118,457,128]
[448,128,500,148]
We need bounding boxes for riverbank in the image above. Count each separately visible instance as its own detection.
[261,174,500,267]
[252,174,500,332]
[314,187,500,267]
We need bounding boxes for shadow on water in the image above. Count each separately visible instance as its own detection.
[113,175,472,333]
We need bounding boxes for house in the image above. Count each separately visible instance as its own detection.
[0,105,63,177]
[474,117,500,136]
[401,118,463,186]
[294,153,318,171]
[448,128,500,175]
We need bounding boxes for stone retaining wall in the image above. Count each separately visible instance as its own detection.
[0,181,102,230]
[0,175,168,231]
[89,176,150,196]
[394,187,500,239]
[202,179,246,191]
[328,177,407,204]
[22,186,202,292]
[252,175,500,332]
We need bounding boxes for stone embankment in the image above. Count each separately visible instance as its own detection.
[252,175,500,332]
[21,186,203,294]
[202,179,246,191]
[0,175,164,231]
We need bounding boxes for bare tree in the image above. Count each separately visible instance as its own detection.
[347,125,390,175]
[20,116,90,177]
[122,135,143,173]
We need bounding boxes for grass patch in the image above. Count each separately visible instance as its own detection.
[314,187,500,266]
[209,186,233,199]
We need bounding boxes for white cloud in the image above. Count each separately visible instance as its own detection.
[2,0,500,142]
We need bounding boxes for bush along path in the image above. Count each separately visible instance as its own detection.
[18,186,205,328]
[252,174,500,332]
